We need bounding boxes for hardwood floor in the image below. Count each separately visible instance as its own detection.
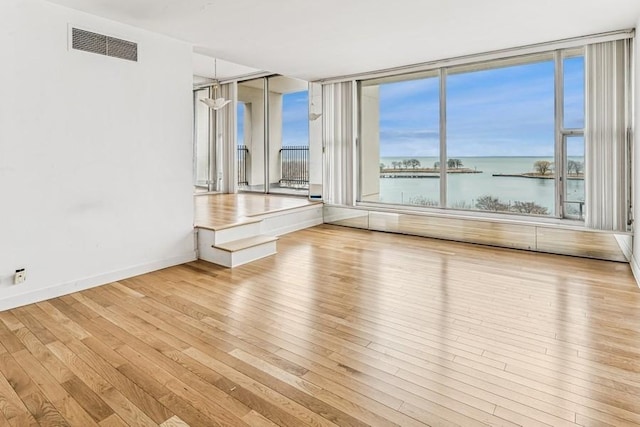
[194,194,318,229]
[1,224,640,426]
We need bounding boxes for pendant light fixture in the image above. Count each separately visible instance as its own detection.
[308,83,322,121]
[201,58,231,110]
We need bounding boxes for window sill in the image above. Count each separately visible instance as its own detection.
[324,203,631,262]
[355,201,634,234]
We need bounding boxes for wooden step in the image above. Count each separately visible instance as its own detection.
[199,235,278,268]
[214,235,278,252]
[196,219,263,245]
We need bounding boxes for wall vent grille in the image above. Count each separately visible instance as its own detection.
[72,28,138,62]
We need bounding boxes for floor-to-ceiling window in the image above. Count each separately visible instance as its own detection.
[359,48,586,220]
[446,55,556,215]
[361,72,440,205]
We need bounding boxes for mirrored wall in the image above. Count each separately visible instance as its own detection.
[237,76,309,196]
[193,87,215,193]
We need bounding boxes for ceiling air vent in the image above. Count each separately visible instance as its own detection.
[72,28,138,62]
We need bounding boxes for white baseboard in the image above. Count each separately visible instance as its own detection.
[631,255,640,289]
[0,251,197,312]
[262,205,323,236]
[614,234,633,262]
[267,216,324,236]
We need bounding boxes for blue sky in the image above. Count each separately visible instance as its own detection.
[281,91,309,146]
[237,56,584,157]
[237,91,309,147]
[379,56,584,157]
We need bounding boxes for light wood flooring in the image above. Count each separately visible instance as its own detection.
[1,225,640,426]
[194,194,318,229]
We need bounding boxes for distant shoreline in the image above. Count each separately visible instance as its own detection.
[492,173,584,180]
[380,168,482,178]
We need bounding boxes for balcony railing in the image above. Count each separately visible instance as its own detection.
[280,146,309,188]
[237,145,249,186]
[237,145,309,188]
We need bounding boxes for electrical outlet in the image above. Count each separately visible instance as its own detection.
[14,269,26,284]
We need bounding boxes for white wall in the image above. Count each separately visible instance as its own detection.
[633,16,640,285]
[0,0,195,310]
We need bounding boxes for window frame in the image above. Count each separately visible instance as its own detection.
[357,47,585,221]
[558,49,586,219]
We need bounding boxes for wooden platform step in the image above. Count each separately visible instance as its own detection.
[215,235,278,252]
[195,199,323,268]
[199,233,278,268]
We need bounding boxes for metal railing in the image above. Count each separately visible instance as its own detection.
[237,145,249,186]
[279,146,309,188]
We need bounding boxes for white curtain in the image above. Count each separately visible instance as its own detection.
[584,39,630,231]
[218,82,237,194]
[323,81,357,205]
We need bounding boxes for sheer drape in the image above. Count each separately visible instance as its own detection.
[323,81,357,205]
[584,39,630,231]
[217,82,237,194]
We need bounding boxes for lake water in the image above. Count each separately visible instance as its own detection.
[377,156,584,216]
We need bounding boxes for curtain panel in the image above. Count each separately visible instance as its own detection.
[584,39,630,231]
[322,81,357,205]
[218,82,237,194]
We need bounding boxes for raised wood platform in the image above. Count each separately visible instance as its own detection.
[195,194,322,267]
[0,225,638,426]
[194,193,320,230]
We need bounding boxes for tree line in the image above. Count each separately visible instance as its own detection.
[380,158,466,171]
[380,159,422,170]
[433,159,464,169]
[474,195,548,215]
[533,160,583,175]
[381,158,583,176]
[409,194,549,215]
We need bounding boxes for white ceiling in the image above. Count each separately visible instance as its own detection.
[47,0,640,81]
[192,54,262,81]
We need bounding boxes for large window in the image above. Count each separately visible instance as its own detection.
[359,49,585,219]
[361,73,440,205]
[447,57,556,215]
